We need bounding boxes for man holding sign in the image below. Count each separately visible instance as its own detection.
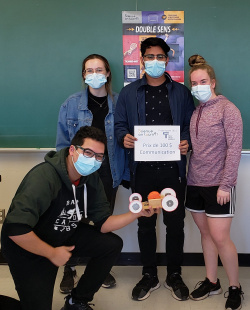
[115,37,195,301]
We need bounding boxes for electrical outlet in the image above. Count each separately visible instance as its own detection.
[0,209,6,224]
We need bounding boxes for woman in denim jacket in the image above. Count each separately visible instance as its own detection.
[56,54,129,293]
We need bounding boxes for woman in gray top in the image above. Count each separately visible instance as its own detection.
[185,55,243,310]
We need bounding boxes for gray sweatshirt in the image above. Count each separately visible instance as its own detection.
[187,95,243,192]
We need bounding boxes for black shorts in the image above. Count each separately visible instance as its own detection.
[185,185,236,218]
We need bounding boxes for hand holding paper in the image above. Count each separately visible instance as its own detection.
[123,133,137,148]
[179,140,189,155]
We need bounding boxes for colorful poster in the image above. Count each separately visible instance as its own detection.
[122,11,184,85]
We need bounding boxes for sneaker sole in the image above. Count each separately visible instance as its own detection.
[189,287,223,301]
[59,288,72,294]
[101,282,116,289]
[164,282,189,301]
[132,282,161,301]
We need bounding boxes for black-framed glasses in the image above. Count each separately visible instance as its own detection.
[75,146,105,162]
[143,54,167,61]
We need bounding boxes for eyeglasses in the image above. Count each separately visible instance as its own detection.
[83,68,105,74]
[143,54,167,61]
[75,146,105,162]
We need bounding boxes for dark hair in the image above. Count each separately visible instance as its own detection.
[141,37,170,57]
[71,126,107,147]
[188,54,216,83]
[82,54,112,96]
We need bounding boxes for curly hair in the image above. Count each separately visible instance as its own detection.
[71,126,107,147]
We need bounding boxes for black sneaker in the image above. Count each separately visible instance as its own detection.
[164,272,189,301]
[132,273,160,301]
[60,266,79,294]
[101,272,116,288]
[61,295,94,310]
[190,277,222,301]
[225,286,244,310]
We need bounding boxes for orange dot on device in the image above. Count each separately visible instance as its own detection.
[148,191,161,200]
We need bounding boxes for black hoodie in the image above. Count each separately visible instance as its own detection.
[1,148,111,247]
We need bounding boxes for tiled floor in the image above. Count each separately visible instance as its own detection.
[0,265,248,309]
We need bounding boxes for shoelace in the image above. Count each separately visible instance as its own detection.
[169,273,184,287]
[137,274,155,287]
[224,287,244,300]
[62,270,72,281]
[194,279,209,289]
[80,302,95,310]
[73,301,95,310]
[66,296,95,310]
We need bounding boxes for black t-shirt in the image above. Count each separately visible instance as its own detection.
[143,79,176,167]
[88,93,108,134]
[145,80,173,126]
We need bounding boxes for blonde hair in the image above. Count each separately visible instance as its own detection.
[188,55,216,85]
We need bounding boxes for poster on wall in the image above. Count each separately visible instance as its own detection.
[122,11,184,85]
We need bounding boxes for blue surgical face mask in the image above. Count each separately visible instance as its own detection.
[191,85,212,103]
[85,73,107,89]
[144,59,166,78]
[72,151,102,176]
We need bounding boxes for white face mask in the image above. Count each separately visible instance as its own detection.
[144,59,166,78]
[85,73,107,89]
[191,84,212,103]
[72,151,101,176]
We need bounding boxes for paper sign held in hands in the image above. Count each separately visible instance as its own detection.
[134,125,180,161]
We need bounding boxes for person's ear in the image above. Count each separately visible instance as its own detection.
[82,71,86,80]
[69,145,75,155]
[211,79,216,89]
[140,55,144,67]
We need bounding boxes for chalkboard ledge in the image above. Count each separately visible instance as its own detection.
[0,148,55,153]
[0,149,249,154]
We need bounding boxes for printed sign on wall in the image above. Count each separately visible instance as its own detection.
[122,11,184,85]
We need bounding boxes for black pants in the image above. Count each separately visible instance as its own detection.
[1,223,123,310]
[67,155,118,267]
[134,163,186,276]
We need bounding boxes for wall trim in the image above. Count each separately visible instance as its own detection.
[1,251,250,267]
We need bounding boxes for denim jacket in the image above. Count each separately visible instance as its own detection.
[114,73,195,179]
[56,88,130,187]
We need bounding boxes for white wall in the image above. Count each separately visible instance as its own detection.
[114,152,250,253]
[0,150,249,254]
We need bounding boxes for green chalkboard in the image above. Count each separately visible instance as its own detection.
[1,0,250,148]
